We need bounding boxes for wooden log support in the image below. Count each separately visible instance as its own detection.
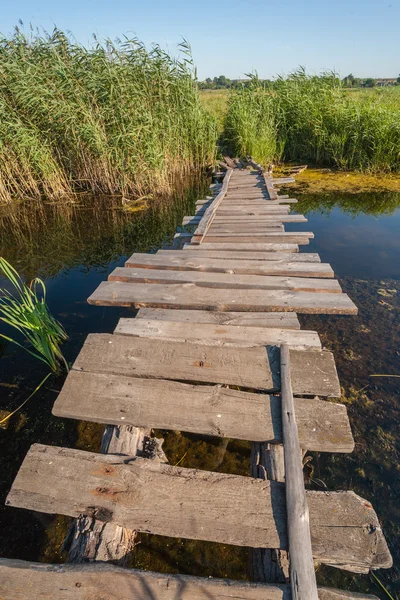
[0,558,380,600]
[191,168,233,244]
[281,344,319,599]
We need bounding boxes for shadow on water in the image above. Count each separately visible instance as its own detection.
[0,185,399,597]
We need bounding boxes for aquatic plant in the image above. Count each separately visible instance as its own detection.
[0,27,218,203]
[0,257,68,372]
[224,69,400,172]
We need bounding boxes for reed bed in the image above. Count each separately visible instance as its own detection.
[224,70,400,172]
[0,28,218,203]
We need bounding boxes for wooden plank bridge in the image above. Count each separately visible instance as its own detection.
[0,161,392,599]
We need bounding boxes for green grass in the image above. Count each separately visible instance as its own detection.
[224,70,400,172]
[0,27,218,203]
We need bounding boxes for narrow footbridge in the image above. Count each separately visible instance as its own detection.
[1,160,392,599]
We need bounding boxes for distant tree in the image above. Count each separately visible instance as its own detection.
[363,78,376,88]
[213,75,232,88]
[397,74,400,84]
[342,73,355,87]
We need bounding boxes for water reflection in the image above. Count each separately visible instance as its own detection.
[0,186,399,598]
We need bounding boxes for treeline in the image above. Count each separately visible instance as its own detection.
[0,28,218,203]
[200,73,400,90]
[224,70,400,172]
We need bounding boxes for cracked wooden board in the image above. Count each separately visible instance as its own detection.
[114,317,322,349]
[88,281,358,315]
[70,333,341,396]
[109,267,341,292]
[53,371,354,451]
[135,308,301,329]
[7,445,391,571]
[0,559,379,600]
[174,249,321,262]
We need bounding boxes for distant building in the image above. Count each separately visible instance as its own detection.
[375,78,398,87]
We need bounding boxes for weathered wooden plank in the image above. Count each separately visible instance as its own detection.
[136,307,301,329]
[184,216,295,227]
[110,267,341,292]
[202,233,313,244]
[53,370,354,451]
[70,333,341,396]
[171,249,321,262]
[194,243,300,252]
[264,173,279,200]
[125,250,328,278]
[191,169,233,243]
[280,344,319,599]
[7,445,392,571]
[88,281,357,315]
[218,205,290,212]
[114,318,322,349]
[0,559,380,600]
[225,198,298,204]
[212,215,307,223]
[272,177,296,185]
[207,225,286,233]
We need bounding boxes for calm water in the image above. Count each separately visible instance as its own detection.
[0,188,399,598]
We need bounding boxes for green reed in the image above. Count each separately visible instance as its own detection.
[0,27,218,203]
[224,69,400,172]
[0,257,67,372]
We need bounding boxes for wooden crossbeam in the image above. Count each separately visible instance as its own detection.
[6,445,391,572]
[168,249,321,262]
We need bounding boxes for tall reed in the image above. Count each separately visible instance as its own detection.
[224,69,400,172]
[0,27,218,203]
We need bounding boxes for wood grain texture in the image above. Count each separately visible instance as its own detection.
[53,370,354,451]
[135,307,301,328]
[280,344,319,599]
[193,243,300,252]
[173,249,321,262]
[201,233,312,245]
[0,559,379,600]
[71,334,341,396]
[114,317,322,349]
[88,281,358,315]
[192,169,233,243]
[7,445,392,570]
[109,267,341,292]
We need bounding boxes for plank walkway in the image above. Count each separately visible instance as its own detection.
[2,162,391,600]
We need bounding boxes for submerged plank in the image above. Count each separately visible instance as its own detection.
[54,371,354,452]
[127,252,329,274]
[7,445,391,571]
[88,281,358,315]
[71,334,341,396]
[110,267,341,292]
[0,559,381,600]
[136,307,301,329]
[114,318,322,349]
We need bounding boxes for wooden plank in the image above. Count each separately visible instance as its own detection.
[272,177,296,185]
[114,318,322,349]
[54,370,354,452]
[202,233,313,244]
[109,267,341,292]
[191,169,233,243]
[280,344,318,599]
[213,215,307,223]
[136,307,301,329]
[0,559,380,600]
[88,281,357,315]
[264,173,278,200]
[7,444,392,571]
[125,250,328,278]
[70,333,341,396]
[225,198,298,204]
[170,249,321,262]
[218,205,290,212]
[207,226,287,233]
[194,243,299,252]
[184,216,290,227]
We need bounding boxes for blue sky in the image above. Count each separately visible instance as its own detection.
[2,0,399,80]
